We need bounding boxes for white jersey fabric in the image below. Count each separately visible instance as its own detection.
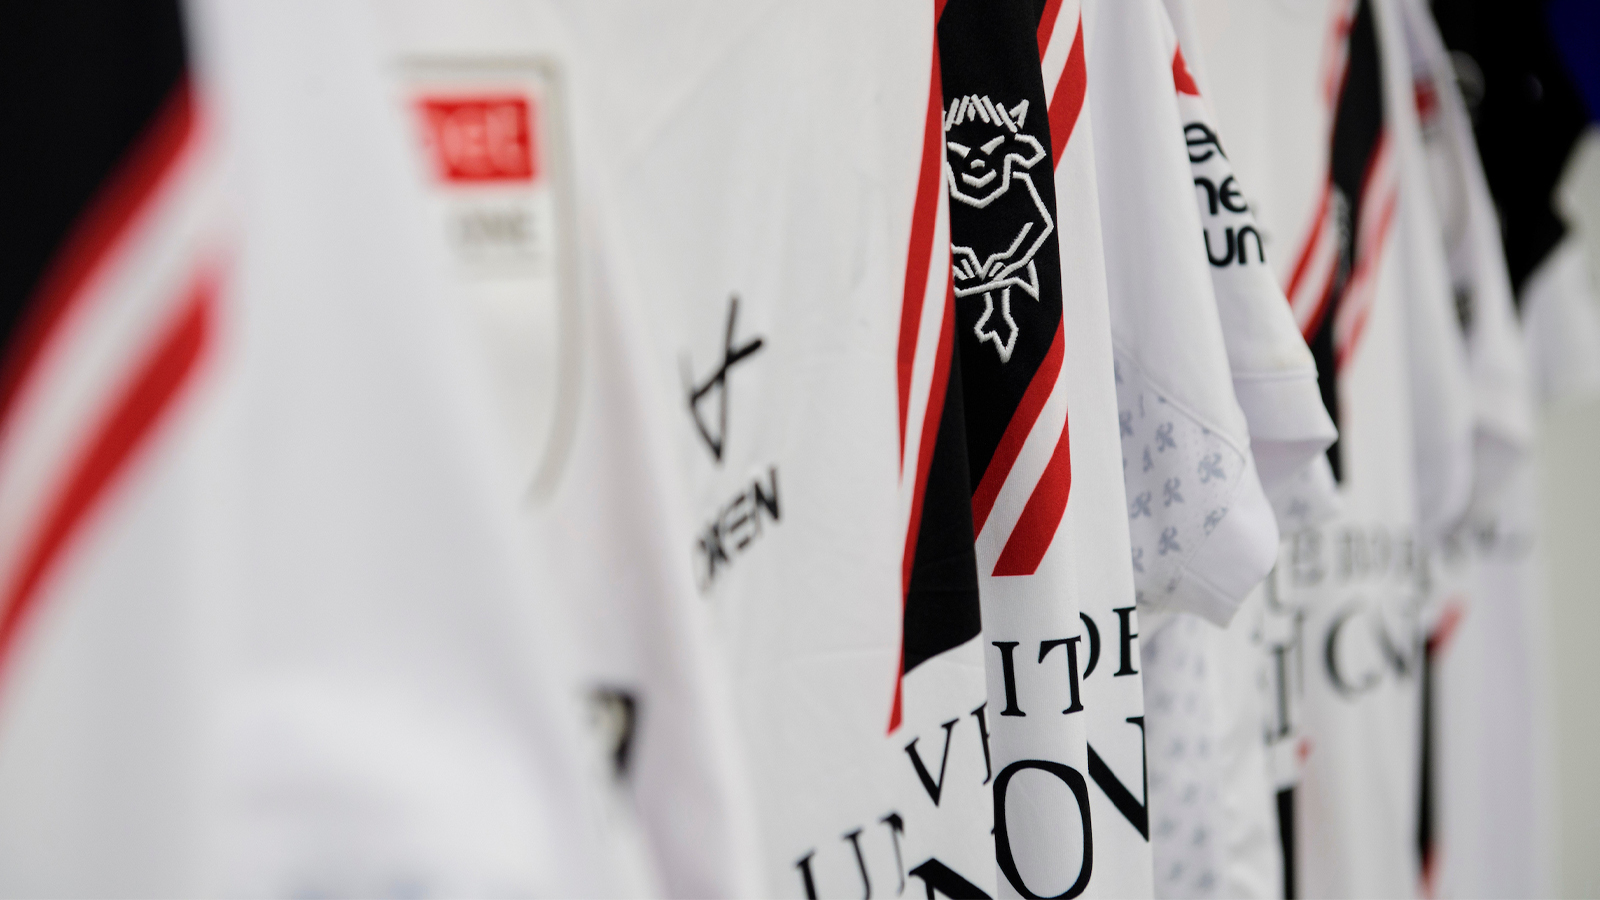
[1397,0,1531,521]
[1162,0,1339,496]
[1441,236,1600,899]
[1431,231,1600,897]
[372,5,767,895]
[565,1,1164,895]
[1087,3,1263,894]
[0,2,624,895]
[1196,0,1475,895]
[548,3,1021,896]
[1139,1,1342,895]
[374,3,1161,896]
[1394,3,1540,896]
[1086,0,1279,629]
[1037,3,1158,895]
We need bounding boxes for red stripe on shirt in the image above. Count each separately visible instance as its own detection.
[1036,0,1064,59]
[1300,267,1339,344]
[1286,181,1333,304]
[1049,18,1087,168]
[1335,187,1397,370]
[0,273,213,679]
[897,44,945,461]
[992,409,1073,576]
[1172,48,1201,96]
[891,277,956,734]
[0,81,195,435]
[1427,596,1467,655]
[971,318,1064,536]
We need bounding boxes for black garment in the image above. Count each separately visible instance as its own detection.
[1432,0,1590,297]
[901,0,1068,678]
[0,2,187,356]
[1310,0,1386,482]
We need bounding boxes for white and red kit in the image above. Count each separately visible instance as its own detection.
[0,2,626,895]
[1133,0,1345,894]
[1395,2,1543,896]
[1196,0,1476,894]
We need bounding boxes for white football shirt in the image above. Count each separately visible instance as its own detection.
[1392,4,1536,894]
[373,5,769,894]
[571,3,1006,895]
[1141,1,1342,894]
[1086,0,1280,631]
[1196,0,1475,894]
[0,3,625,894]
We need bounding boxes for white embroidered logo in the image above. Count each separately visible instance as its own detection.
[944,94,1053,363]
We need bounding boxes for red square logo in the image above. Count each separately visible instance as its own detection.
[417,95,537,182]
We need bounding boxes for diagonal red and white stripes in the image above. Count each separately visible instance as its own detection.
[1331,135,1397,369]
[969,1,1086,577]
[0,81,222,682]
[1284,127,1397,372]
[1043,5,1087,170]
[1285,0,1395,372]
[891,2,957,733]
[892,0,1090,727]
[1286,179,1341,334]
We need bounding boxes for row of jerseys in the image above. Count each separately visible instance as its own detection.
[0,0,1596,897]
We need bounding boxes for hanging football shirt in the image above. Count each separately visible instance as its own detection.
[1196,0,1475,895]
[372,5,766,895]
[1189,3,1366,894]
[1398,0,1531,516]
[1394,2,1536,894]
[940,2,1106,896]
[1075,3,1286,890]
[0,5,226,888]
[1086,0,1280,629]
[545,3,1009,895]
[1423,242,1600,900]
[1429,8,1600,893]
[1162,0,1339,499]
[946,0,1168,894]
[1138,3,1342,895]
[0,2,624,895]
[1035,3,1161,895]
[567,1,1161,895]
[1445,236,1600,900]
[1306,3,1475,895]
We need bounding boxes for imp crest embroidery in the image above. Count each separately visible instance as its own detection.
[944,94,1053,363]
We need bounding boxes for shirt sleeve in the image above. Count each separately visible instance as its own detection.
[1089,0,1279,625]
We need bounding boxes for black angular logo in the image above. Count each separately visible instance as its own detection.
[683,295,763,463]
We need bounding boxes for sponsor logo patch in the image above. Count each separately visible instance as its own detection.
[417,95,537,182]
